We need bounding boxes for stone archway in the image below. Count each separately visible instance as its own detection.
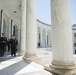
[13,25,18,39]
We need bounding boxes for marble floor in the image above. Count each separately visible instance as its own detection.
[0,51,53,75]
[0,49,76,75]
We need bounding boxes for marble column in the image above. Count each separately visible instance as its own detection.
[45,29,47,47]
[18,28,21,51]
[8,19,11,39]
[40,28,43,47]
[45,0,76,74]
[44,29,46,47]
[19,0,26,55]
[11,19,13,37]
[51,0,74,67]
[23,0,40,63]
[1,10,4,35]
[48,31,51,47]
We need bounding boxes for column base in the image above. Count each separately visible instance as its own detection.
[44,63,76,75]
[22,54,41,64]
[18,50,25,56]
[51,60,75,69]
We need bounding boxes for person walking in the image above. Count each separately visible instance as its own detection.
[10,35,18,57]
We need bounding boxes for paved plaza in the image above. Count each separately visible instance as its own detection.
[0,49,52,75]
[0,49,76,75]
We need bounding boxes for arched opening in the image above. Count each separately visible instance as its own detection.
[13,25,18,39]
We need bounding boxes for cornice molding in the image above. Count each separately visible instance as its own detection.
[37,19,51,27]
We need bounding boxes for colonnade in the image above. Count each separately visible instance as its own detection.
[37,27,51,48]
[0,10,18,38]
[20,0,76,74]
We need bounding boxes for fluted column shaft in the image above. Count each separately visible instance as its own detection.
[20,0,26,55]
[25,0,37,56]
[51,0,74,66]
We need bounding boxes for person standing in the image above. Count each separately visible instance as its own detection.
[0,33,7,56]
[10,35,18,57]
[0,39,2,57]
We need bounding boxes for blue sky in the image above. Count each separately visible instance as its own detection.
[70,0,76,25]
[36,0,51,24]
[36,0,76,25]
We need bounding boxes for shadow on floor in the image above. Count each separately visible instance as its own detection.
[0,60,28,75]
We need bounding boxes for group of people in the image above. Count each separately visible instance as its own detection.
[0,33,18,57]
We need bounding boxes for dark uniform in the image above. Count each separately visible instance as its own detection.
[7,39,10,52]
[10,38,18,57]
[0,38,2,57]
[0,36,7,56]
